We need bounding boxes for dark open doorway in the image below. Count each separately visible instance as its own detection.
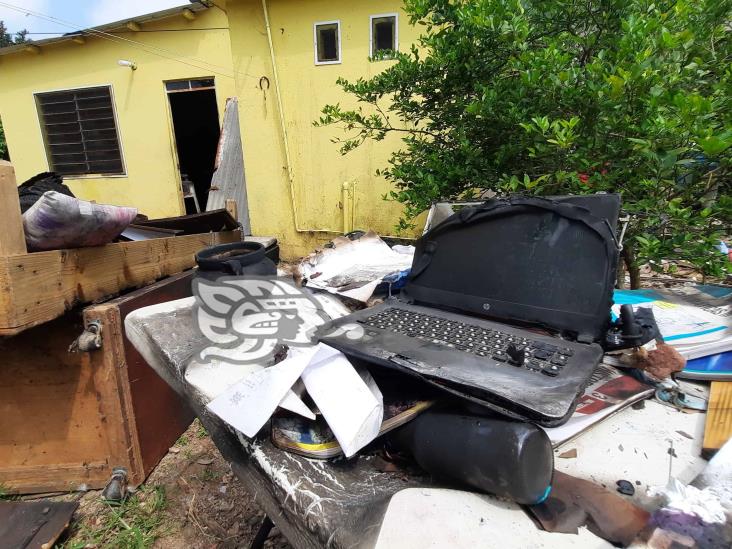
[166,79,220,213]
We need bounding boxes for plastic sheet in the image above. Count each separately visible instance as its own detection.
[298,231,414,302]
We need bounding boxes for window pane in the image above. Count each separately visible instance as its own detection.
[372,16,396,55]
[316,23,339,62]
[165,80,190,92]
[166,79,215,93]
[190,78,215,88]
[35,86,124,176]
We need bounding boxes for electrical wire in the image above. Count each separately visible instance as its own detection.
[0,1,241,78]
[0,1,255,81]
[0,2,227,68]
[0,4,231,78]
[22,28,230,34]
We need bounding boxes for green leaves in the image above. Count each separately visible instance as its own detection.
[0,117,7,161]
[699,132,732,157]
[0,20,28,47]
[317,0,732,280]
[608,75,626,98]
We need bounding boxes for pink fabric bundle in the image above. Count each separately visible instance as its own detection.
[23,191,138,251]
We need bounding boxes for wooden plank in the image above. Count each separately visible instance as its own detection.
[134,209,238,234]
[0,161,27,257]
[84,271,195,485]
[0,313,129,494]
[0,229,240,335]
[0,501,78,549]
[225,198,238,222]
[703,381,732,458]
[0,274,197,494]
[84,305,143,486]
[114,272,195,478]
[0,463,109,496]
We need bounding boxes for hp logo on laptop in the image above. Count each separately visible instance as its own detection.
[483,303,491,311]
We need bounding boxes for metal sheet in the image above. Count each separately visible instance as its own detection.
[206,97,251,234]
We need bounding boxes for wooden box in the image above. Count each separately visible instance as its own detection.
[0,272,196,494]
[0,161,240,336]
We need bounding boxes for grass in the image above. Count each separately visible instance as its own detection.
[176,431,196,459]
[199,468,221,482]
[175,434,190,447]
[195,419,208,439]
[57,486,168,549]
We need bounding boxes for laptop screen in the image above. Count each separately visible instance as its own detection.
[405,195,620,340]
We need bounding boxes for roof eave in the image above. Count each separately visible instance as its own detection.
[0,2,209,57]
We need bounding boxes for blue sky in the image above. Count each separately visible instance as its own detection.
[1,0,187,37]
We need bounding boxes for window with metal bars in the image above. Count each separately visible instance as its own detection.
[35,86,125,176]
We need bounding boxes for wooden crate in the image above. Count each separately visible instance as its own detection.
[0,161,240,336]
[0,272,196,494]
[0,162,240,492]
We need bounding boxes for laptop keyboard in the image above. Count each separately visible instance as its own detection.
[360,308,576,377]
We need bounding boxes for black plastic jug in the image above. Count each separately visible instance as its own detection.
[390,410,554,505]
[194,241,276,281]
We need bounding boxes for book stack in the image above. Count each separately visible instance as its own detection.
[613,285,732,380]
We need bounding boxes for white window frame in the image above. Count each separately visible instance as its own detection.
[313,20,342,65]
[369,13,398,59]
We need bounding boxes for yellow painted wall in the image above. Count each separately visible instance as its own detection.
[227,0,422,258]
[1,1,425,257]
[0,7,235,219]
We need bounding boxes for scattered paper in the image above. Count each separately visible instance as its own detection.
[206,343,384,457]
[542,364,653,447]
[206,347,317,437]
[423,201,482,234]
[298,231,414,302]
[279,390,316,420]
[187,357,314,420]
[613,286,732,360]
[301,345,384,457]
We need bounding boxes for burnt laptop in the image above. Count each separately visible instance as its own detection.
[320,194,621,427]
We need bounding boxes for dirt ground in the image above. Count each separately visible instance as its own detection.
[54,420,292,549]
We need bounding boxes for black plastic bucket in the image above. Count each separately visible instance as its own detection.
[194,241,277,281]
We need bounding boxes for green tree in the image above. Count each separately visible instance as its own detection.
[0,120,10,160]
[13,29,28,44]
[1,20,27,161]
[0,20,28,47]
[0,117,7,161]
[318,0,731,288]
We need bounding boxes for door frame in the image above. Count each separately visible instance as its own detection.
[163,77,219,215]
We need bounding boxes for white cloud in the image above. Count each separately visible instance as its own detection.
[88,0,188,28]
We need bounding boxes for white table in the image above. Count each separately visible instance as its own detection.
[375,394,709,547]
[126,296,711,548]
